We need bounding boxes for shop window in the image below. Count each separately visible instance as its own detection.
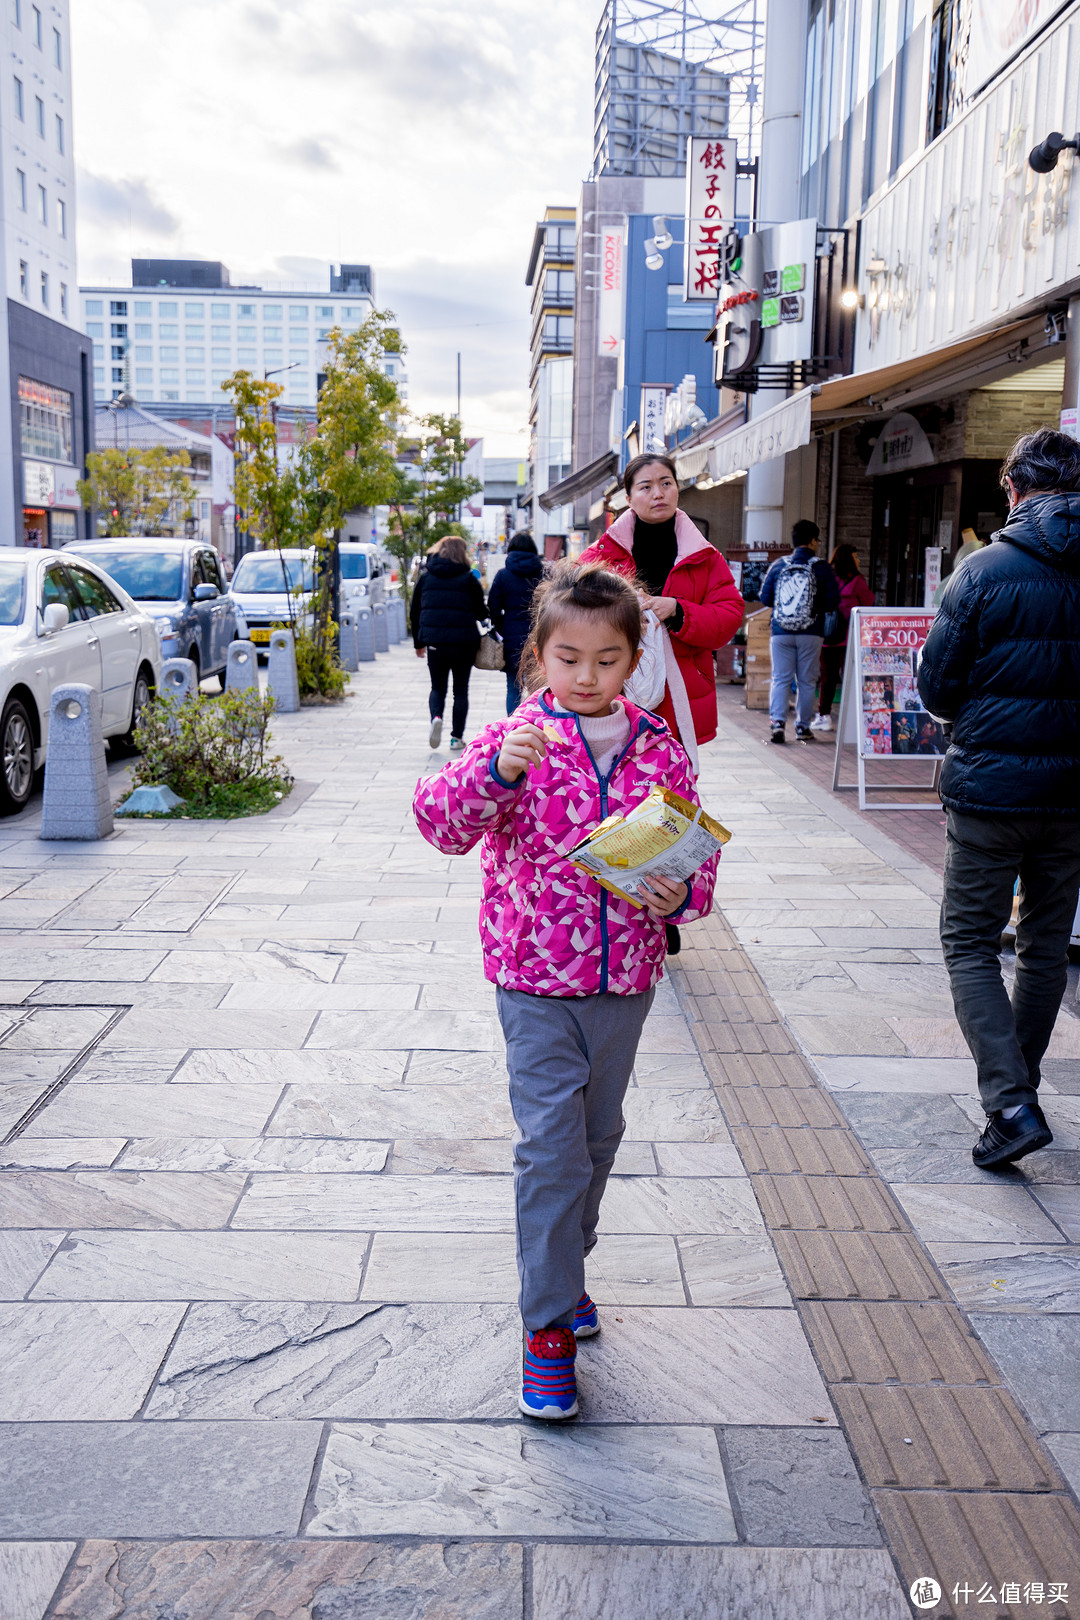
[19,376,73,461]
[927,0,963,144]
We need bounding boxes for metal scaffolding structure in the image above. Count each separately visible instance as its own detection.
[592,0,764,179]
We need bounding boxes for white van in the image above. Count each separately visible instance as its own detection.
[339,542,395,613]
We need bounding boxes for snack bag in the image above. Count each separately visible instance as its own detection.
[568,785,731,908]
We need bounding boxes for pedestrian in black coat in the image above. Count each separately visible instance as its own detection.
[487,532,544,713]
[917,427,1080,1171]
[411,535,487,751]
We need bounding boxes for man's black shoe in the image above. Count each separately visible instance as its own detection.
[769,726,786,745]
[972,1104,1053,1170]
[665,923,681,955]
[795,725,814,742]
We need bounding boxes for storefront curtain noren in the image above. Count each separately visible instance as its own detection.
[18,376,73,463]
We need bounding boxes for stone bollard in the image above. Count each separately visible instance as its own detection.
[267,627,300,713]
[160,657,199,703]
[339,612,359,672]
[40,684,113,841]
[384,596,401,646]
[225,640,259,693]
[393,595,408,642]
[372,601,389,653]
[355,606,376,662]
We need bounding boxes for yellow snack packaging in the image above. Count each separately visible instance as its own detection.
[567,785,731,907]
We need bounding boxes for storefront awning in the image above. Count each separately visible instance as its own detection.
[677,388,814,485]
[538,450,618,512]
[810,317,1040,424]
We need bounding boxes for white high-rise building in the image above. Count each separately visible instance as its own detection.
[1,0,92,546]
[78,260,406,413]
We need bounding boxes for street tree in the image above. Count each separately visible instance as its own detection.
[78,446,195,536]
[387,414,482,607]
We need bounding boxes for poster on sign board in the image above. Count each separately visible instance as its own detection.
[832,609,946,810]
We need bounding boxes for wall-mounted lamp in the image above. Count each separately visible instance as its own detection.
[652,216,673,251]
[644,237,665,271]
[1029,131,1080,173]
[840,288,864,311]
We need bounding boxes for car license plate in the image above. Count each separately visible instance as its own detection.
[249,628,271,644]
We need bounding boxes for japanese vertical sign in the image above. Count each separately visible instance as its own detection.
[684,137,736,303]
[597,225,625,358]
[639,385,668,453]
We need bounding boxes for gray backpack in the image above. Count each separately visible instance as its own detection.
[772,559,817,631]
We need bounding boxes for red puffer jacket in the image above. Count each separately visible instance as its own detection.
[580,509,744,746]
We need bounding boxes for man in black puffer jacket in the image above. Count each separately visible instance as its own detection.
[918,428,1080,1170]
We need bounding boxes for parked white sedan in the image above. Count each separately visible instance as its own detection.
[0,549,163,814]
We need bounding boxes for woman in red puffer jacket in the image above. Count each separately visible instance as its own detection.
[579,454,744,757]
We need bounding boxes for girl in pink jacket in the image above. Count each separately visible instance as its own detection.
[413,563,720,1420]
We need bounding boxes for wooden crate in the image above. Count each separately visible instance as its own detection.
[745,673,771,711]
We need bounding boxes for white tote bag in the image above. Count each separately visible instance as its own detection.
[623,609,667,709]
[623,609,700,778]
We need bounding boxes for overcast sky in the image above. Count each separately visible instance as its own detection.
[70,0,598,455]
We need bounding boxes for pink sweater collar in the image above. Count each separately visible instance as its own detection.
[606,506,712,566]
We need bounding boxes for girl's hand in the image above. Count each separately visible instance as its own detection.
[639,872,688,917]
[640,594,678,622]
[496,723,547,782]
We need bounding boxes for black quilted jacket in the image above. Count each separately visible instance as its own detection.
[917,490,1080,815]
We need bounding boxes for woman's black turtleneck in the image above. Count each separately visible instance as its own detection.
[632,513,684,631]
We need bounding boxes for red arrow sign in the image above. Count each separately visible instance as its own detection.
[602,335,618,352]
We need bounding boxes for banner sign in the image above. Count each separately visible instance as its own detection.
[968,0,1070,94]
[23,459,80,509]
[707,388,812,482]
[640,385,669,454]
[597,226,625,358]
[684,136,736,303]
[833,609,946,810]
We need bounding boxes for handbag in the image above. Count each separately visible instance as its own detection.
[823,609,842,643]
[474,624,505,671]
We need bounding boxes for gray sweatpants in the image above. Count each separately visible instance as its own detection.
[496,984,655,1332]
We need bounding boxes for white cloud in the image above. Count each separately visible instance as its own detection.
[71,0,595,452]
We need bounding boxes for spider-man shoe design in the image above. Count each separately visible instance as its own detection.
[519,1324,578,1419]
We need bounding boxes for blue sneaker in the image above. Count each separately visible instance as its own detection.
[519,1325,578,1419]
[573,1291,600,1338]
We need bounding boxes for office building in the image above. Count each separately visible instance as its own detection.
[525,207,576,542]
[2,0,92,546]
[79,259,403,413]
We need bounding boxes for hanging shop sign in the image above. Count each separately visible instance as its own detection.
[756,219,817,365]
[597,225,626,358]
[640,385,670,453]
[864,413,935,476]
[832,608,946,811]
[684,136,736,304]
[715,232,763,380]
[23,459,80,509]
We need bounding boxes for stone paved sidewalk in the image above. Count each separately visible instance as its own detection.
[0,645,1076,1618]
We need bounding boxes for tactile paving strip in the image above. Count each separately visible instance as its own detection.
[874,1490,1080,1619]
[802,1300,1001,1386]
[674,902,1080,1607]
[723,1084,847,1129]
[753,1172,907,1232]
[731,1122,873,1176]
[832,1385,1063,1490]
[772,1229,949,1301]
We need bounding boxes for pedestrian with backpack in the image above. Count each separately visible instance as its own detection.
[759,519,840,744]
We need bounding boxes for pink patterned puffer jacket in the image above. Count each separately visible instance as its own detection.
[412,691,720,998]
